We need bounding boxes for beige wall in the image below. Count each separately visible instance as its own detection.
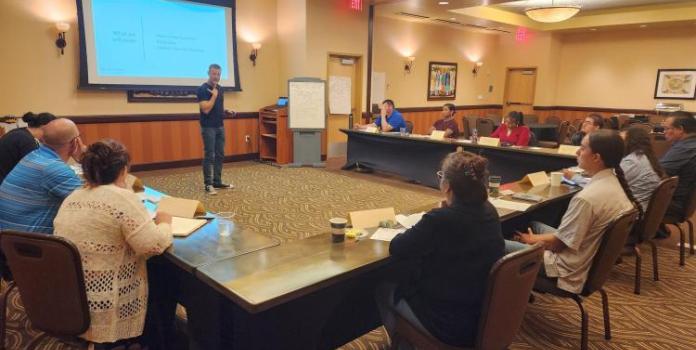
[554,27,696,111]
[0,0,281,117]
[372,16,499,108]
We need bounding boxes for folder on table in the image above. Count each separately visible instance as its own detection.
[349,207,396,229]
[171,217,207,237]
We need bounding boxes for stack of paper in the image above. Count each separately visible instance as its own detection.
[371,228,405,242]
[489,198,533,212]
[171,217,207,237]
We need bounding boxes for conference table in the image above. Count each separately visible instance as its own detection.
[341,129,578,187]
[151,181,580,349]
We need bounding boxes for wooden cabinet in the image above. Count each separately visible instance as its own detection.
[259,105,293,164]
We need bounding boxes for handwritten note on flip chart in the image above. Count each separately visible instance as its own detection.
[289,79,326,130]
[329,75,351,115]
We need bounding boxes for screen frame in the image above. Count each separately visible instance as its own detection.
[76,0,241,91]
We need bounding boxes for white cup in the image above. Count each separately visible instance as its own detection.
[550,172,563,187]
[217,212,235,237]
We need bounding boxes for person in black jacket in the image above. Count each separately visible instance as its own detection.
[660,111,696,218]
[570,113,604,145]
[376,151,505,348]
[0,112,56,184]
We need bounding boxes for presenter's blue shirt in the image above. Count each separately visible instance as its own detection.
[374,110,406,130]
[197,82,225,128]
[0,145,82,234]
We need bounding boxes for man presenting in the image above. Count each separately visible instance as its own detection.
[197,63,234,195]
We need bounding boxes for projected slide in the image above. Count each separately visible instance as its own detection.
[79,0,240,89]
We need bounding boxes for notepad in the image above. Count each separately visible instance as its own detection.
[171,217,207,237]
[396,212,425,229]
[371,228,405,242]
[489,198,533,212]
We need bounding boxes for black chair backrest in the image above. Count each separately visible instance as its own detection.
[0,231,90,336]
[528,130,538,146]
[545,116,561,125]
[476,118,495,137]
[556,121,570,144]
[405,120,414,134]
[523,114,539,125]
[460,116,471,139]
[637,176,679,242]
[584,209,638,295]
[476,243,544,350]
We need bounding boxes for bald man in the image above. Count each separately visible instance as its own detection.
[0,118,85,234]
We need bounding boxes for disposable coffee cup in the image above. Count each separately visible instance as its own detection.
[330,218,348,243]
[550,172,563,187]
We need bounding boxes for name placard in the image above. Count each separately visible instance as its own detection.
[364,126,379,134]
[558,145,580,156]
[519,171,550,187]
[430,130,445,140]
[478,137,501,147]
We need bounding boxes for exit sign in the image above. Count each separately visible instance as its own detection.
[350,0,363,11]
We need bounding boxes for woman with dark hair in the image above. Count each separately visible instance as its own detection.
[507,130,638,293]
[376,151,504,348]
[491,111,530,146]
[620,126,664,211]
[54,139,173,349]
[0,112,56,184]
[429,103,460,138]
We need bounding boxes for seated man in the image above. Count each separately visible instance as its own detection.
[506,130,636,293]
[490,111,530,146]
[660,111,696,219]
[429,103,460,138]
[0,118,85,234]
[356,99,406,132]
[570,113,604,146]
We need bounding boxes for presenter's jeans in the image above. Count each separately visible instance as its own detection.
[201,126,225,186]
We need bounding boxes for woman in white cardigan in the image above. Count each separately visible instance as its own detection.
[54,139,172,349]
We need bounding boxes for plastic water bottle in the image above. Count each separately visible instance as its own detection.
[471,128,479,144]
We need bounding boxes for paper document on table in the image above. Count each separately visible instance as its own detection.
[171,217,207,237]
[371,228,405,242]
[489,198,533,212]
[396,212,425,229]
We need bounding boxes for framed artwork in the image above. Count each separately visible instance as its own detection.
[654,69,696,100]
[427,62,457,100]
[127,89,198,103]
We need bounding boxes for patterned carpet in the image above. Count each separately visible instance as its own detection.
[5,162,696,349]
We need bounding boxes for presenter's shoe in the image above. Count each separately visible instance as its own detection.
[205,185,218,195]
[213,183,234,189]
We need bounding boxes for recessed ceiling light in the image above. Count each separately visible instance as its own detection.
[450,17,456,21]
[589,28,597,31]
[640,24,647,28]
[438,1,449,5]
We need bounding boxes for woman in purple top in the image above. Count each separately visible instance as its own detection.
[430,103,460,138]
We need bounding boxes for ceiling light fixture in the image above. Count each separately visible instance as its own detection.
[525,0,581,23]
[438,1,449,5]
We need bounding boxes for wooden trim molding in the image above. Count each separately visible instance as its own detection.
[398,104,503,113]
[533,105,694,115]
[68,112,258,124]
[131,153,259,172]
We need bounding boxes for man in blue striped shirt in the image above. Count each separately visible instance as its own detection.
[0,118,85,234]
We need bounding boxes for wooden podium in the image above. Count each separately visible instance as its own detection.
[259,105,293,164]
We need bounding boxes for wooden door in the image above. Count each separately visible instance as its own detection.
[502,68,537,117]
[327,54,362,158]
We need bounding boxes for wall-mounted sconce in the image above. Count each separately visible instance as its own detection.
[472,61,483,76]
[404,56,415,74]
[55,22,70,55]
[250,43,261,66]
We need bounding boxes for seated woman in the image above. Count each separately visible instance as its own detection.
[54,139,173,349]
[376,151,504,348]
[429,103,460,138]
[620,126,663,212]
[506,130,638,293]
[0,112,55,184]
[491,111,530,146]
